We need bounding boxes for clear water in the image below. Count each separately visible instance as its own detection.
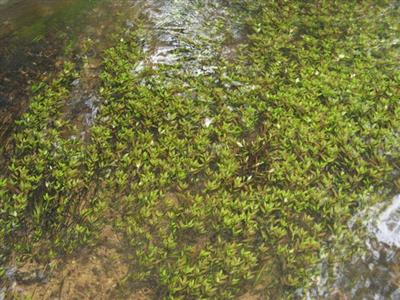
[0,0,107,148]
[308,196,400,299]
[0,0,399,298]
[136,0,243,73]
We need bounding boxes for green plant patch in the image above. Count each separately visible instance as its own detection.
[1,0,399,299]
[0,62,105,273]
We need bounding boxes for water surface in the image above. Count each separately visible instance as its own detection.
[0,0,399,298]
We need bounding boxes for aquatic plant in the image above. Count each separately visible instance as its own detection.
[1,0,399,298]
[0,62,104,274]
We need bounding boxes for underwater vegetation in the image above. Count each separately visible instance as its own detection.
[1,0,400,298]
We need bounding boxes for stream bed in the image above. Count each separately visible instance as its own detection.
[0,0,399,299]
[307,195,400,299]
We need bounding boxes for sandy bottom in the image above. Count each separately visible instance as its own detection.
[10,226,153,300]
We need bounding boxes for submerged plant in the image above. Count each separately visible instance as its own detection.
[1,0,399,299]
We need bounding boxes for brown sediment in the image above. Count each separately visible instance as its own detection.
[10,226,153,300]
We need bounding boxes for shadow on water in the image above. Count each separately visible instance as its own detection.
[0,0,105,150]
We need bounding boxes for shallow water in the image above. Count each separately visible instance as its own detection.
[0,0,98,40]
[308,196,400,299]
[0,0,399,298]
[137,0,243,73]
[0,0,242,144]
[0,1,245,296]
[0,0,135,150]
[0,0,102,147]
[371,196,400,248]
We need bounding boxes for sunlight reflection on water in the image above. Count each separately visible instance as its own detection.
[370,196,400,248]
[308,195,400,299]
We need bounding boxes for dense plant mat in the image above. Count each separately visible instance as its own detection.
[1,0,400,298]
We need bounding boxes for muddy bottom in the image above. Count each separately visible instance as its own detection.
[7,226,154,299]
